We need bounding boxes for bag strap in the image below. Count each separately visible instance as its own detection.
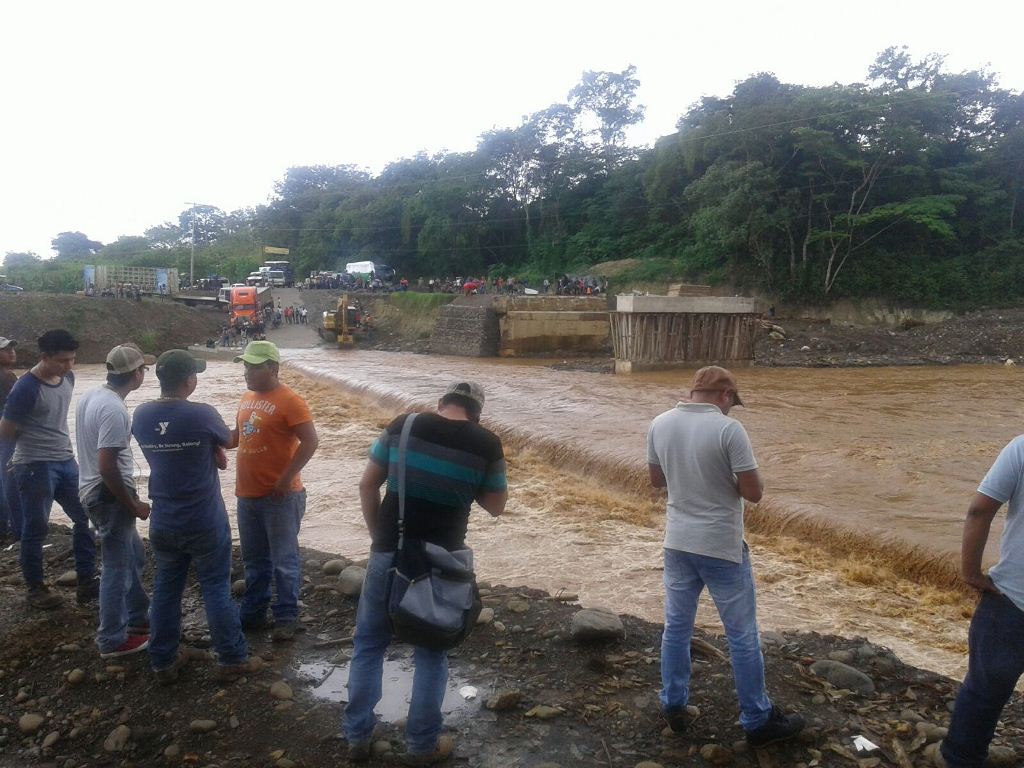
[396,412,418,550]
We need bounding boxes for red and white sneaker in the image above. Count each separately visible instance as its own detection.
[100,634,150,659]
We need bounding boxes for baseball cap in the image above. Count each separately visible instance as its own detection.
[690,365,744,406]
[0,337,16,349]
[444,381,485,409]
[155,349,207,384]
[233,340,281,365]
[105,344,157,374]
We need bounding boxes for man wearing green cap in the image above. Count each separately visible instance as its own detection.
[132,350,262,684]
[229,340,318,642]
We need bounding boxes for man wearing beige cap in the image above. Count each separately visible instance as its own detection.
[75,344,155,658]
[647,366,803,747]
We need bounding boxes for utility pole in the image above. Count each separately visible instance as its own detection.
[185,202,213,289]
[190,204,196,289]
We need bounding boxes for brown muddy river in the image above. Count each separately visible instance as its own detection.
[59,352,1022,679]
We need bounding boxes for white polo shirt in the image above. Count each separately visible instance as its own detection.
[978,435,1024,612]
[647,402,758,563]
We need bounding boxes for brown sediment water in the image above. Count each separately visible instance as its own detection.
[58,355,1017,679]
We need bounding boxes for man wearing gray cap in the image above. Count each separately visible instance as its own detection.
[0,337,19,545]
[344,381,507,765]
[132,350,260,684]
[76,344,155,658]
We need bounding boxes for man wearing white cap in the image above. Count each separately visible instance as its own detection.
[75,344,155,658]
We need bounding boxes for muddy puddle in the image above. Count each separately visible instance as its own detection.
[296,655,483,722]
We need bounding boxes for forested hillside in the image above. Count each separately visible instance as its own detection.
[6,48,1023,307]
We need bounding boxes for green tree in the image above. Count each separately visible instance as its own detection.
[51,231,103,260]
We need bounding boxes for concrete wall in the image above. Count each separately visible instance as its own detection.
[498,310,610,356]
[492,296,609,312]
[796,299,954,327]
[430,305,499,356]
[614,295,762,314]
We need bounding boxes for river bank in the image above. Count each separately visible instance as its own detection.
[2,525,1020,768]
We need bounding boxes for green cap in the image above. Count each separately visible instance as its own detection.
[233,340,281,365]
[155,349,207,385]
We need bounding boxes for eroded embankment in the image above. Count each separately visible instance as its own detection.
[280,364,977,677]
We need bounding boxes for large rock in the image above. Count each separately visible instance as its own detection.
[987,746,1018,767]
[55,570,78,586]
[270,681,293,700]
[570,608,625,642]
[809,659,875,696]
[322,558,349,576]
[18,713,45,734]
[190,720,218,734]
[485,689,522,711]
[338,566,366,596]
[103,724,131,752]
[699,744,734,766]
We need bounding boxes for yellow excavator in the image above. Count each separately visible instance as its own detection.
[319,293,365,349]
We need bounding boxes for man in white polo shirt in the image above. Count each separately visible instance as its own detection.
[941,437,1024,767]
[76,344,154,658]
[647,366,803,748]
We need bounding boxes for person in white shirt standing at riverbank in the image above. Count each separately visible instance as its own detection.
[941,438,1024,767]
[647,366,803,748]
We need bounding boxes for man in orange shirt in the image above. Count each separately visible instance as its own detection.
[230,341,319,642]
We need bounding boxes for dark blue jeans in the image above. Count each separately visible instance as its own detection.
[237,490,305,625]
[0,439,20,539]
[148,522,248,671]
[14,459,96,586]
[942,592,1024,767]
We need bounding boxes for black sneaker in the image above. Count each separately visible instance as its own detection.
[347,740,371,763]
[240,613,272,632]
[662,707,692,734]
[76,575,100,604]
[745,705,805,748]
[27,584,63,610]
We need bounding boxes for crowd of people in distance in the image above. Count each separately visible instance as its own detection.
[0,332,1018,767]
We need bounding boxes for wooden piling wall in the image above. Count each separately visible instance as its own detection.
[609,312,759,370]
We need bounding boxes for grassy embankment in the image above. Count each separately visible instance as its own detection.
[368,292,456,342]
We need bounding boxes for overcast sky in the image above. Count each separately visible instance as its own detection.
[1,0,1020,258]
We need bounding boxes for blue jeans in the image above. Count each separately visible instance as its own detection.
[0,440,20,539]
[344,551,449,754]
[148,522,248,671]
[661,546,773,731]
[14,459,96,586]
[942,592,1024,767]
[87,497,150,653]
[237,490,305,625]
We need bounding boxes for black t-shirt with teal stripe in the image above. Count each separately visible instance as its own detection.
[369,412,506,552]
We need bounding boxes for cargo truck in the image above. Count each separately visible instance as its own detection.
[229,285,273,328]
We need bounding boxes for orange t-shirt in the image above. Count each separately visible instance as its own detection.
[235,384,313,498]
